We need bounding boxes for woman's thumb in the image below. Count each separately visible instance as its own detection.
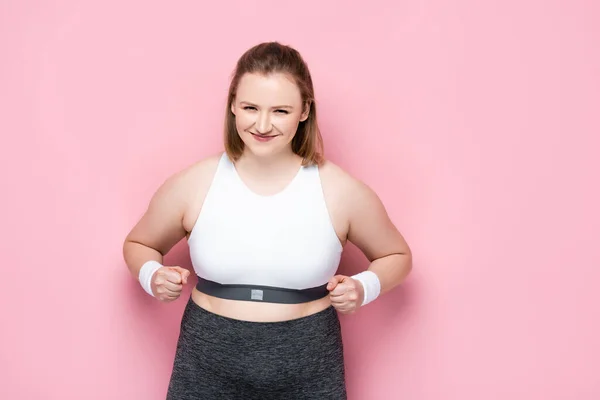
[181,269,190,284]
[327,275,341,291]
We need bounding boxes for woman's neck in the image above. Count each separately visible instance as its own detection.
[237,148,302,178]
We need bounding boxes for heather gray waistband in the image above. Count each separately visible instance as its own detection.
[195,277,329,304]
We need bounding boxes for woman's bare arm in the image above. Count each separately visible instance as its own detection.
[122,169,191,280]
[345,178,412,295]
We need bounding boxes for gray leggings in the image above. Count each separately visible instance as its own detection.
[166,296,347,399]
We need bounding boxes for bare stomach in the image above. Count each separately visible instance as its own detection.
[190,287,333,322]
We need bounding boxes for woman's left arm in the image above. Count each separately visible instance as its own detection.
[327,177,412,313]
[346,179,412,295]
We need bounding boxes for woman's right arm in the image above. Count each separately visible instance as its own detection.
[122,169,192,297]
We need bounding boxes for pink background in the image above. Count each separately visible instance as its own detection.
[1,1,599,399]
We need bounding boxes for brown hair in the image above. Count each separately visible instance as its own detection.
[223,42,324,166]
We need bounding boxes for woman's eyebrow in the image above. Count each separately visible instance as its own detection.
[240,101,293,109]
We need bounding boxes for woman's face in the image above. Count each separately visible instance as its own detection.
[231,72,309,158]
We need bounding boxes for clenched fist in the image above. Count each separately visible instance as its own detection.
[150,266,190,302]
[327,275,365,314]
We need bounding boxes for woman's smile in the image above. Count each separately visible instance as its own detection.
[250,132,280,142]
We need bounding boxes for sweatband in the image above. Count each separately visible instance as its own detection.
[351,270,381,306]
[139,260,163,297]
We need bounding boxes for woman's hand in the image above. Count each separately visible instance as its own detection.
[150,266,190,302]
[327,275,364,314]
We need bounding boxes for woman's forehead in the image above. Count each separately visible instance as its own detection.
[236,72,302,105]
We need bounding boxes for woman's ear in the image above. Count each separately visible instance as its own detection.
[300,101,310,122]
[230,100,236,115]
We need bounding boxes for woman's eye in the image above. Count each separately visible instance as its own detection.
[242,106,288,114]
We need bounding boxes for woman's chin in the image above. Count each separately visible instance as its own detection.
[241,136,292,158]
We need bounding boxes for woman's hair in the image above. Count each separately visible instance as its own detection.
[223,41,324,166]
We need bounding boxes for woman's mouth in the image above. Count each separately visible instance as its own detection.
[250,132,279,142]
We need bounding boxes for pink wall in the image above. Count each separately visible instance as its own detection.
[1,1,599,399]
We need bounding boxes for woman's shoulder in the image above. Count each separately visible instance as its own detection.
[185,151,224,179]
[170,152,223,183]
[318,158,364,193]
[154,152,224,201]
[318,158,381,207]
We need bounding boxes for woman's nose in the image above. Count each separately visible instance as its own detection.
[255,112,273,134]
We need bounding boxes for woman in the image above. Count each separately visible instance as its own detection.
[123,41,412,399]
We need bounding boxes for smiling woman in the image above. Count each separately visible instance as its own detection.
[224,44,323,167]
[231,73,309,149]
[122,41,412,399]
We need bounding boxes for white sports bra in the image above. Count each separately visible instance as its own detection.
[187,152,343,290]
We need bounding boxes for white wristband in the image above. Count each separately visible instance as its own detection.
[138,260,163,297]
[352,270,381,306]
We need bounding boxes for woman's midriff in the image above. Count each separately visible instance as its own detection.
[190,287,333,322]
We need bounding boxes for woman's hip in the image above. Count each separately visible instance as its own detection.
[167,295,346,398]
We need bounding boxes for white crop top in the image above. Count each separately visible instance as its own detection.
[187,153,343,290]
